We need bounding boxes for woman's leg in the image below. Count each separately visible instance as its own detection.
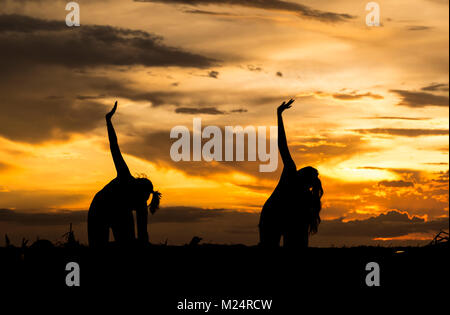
[88,200,110,248]
[111,210,135,244]
[283,224,308,248]
[259,206,282,247]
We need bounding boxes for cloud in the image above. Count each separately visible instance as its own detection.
[421,83,449,92]
[332,92,383,100]
[0,14,215,69]
[134,0,355,22]
[208,70,220,79]
[151,206,227,223]
[378,180,414,188]
[407,25,432,31]
[174,107,248,115]
[183,9,234,16]
[276,71,283,77]
[319,210,448,239]
[175,107,225,115]
[363,116,430,121]
[247,65,263,72]
[0,206,231,225]
[230,108,248,113]
[353,128,449,137]
[390,89,449,107]
[0,209,87,226]
[0,96,106,143]
[305,90,384,101]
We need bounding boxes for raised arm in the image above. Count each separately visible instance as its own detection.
[106,101,132,179]
[277,99,296,171]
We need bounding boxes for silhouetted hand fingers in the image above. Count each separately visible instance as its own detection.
[106,101,118,119]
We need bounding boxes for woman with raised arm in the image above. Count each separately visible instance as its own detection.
[259,99,323,248]
[88,101,161,247]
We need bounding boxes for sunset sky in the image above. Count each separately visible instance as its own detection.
[0,0,448,246]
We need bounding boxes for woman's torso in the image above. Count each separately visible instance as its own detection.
[90,176,137,215]
[261,167,310,229]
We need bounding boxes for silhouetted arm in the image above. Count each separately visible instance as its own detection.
[277,99,296,171]
[136,204,149,242]
[106,101,132,179]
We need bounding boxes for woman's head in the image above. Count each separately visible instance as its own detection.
[135,177,162,214]
[297,166,323,234]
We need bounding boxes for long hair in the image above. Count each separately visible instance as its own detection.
[149,190,161,214]
[298,166,324,235]
[135,176,162,215]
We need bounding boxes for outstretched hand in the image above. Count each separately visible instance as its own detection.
[277,99,294,115]
[106,101,118,120]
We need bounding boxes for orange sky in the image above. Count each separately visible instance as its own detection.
[0,0,448,246]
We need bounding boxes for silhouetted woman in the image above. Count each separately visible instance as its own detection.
[88,101,161,247]
[259,99,323,248]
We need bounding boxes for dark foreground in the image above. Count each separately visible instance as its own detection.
[0,244,448,311]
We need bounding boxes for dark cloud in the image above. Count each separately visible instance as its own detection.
[175,107,225,115]
[407,25,432,31]
[183,9,234,16]
[230,108,248,113]
[0,207,229,225]
[0,209,87,226]
[319,210,448,239]
[0,14,218,143]
[134,0,355,22]
[247,65,263,72]
[421,83,449,92]
[353,128,449,137]
[174,107,248,115]
[363,116,430,121]
[276,71,283,77]
[390,89,449,107]
[378,180,414,188]
[0,66,188,142]
[0,96,106,143]
[151,206,227,223]
[332,92,383,100]
[208,70,220,79]
[0,14,215,69]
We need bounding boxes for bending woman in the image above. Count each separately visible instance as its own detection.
[88,101,161,247]
[259,99,323,248]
